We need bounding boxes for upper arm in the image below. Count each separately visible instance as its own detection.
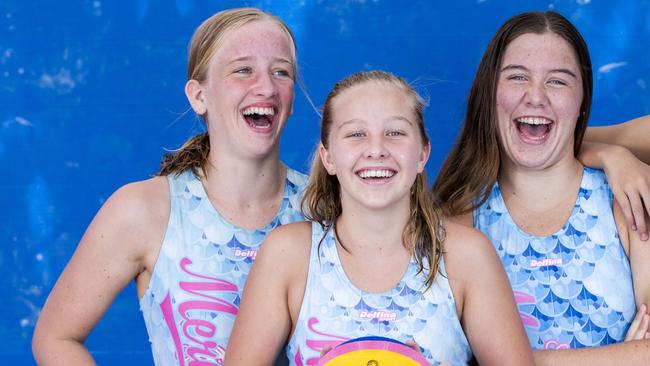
[620,207,650,307]
[585,115,650,163]
[33,178,168,346]
[225,222,311,366]
[443,223,533,365]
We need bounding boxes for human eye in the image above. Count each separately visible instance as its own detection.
[233,66,252,75]
[386,130,406,137]
[345,131,365,138]
[548,78,568,86]
[272,68,293,79]
[507,74,527,82]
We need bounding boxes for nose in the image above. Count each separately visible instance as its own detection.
[524,80,549,107]
[365,135,390,159]
[252,72,278,98]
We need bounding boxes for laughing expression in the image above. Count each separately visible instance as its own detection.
[320,81,429,211]
[496,32,583,171]
[190,20,295,160]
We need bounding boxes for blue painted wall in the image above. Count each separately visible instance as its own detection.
[2,0,648,364]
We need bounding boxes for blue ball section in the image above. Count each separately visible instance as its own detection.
[341,336,407,346]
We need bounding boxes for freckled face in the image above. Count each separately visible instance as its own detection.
[194,20,295,160]
[320,82,430,211]
[496,32,583,171]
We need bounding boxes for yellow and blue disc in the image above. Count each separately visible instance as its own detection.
[316,336,429,366]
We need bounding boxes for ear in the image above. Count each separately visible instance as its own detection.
[417,141,431,174]
[318,143,336,175]
[185,79,207,116]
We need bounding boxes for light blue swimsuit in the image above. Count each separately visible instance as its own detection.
[139,168,307,366]
[287,222,472,366]
[474,167,635,350]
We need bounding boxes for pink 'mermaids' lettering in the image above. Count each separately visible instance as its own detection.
[544,339,571,350]
[159,257,239,366]
[295,317,349,366]
[183,318,216,344]
[514,291,540,328]
[160,293,185,365]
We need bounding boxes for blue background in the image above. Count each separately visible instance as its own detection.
[2,0,649,364]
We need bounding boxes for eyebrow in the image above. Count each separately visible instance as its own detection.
[501,64,577,79]
[338,116,414,128]
[227,56,294,66]
[388,116,415,126]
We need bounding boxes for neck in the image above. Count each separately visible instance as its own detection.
[335,199,411,256]
[203,146,284,205]
[498,156,583,212]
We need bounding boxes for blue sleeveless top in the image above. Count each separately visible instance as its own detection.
[139,168,307,366]
[287,221,472,366]
[474,167,635,350]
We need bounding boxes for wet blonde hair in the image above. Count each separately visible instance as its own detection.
[158,7,298,177]
[302,70,444,288]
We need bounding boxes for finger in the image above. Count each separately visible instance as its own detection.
[405,340,422,354]
[613,189,636,231]
[642,314,650,335]
[628,192,648,240]
[319,346,333,357]
[625,304,646,341]
[639,189,650,241]
[646,331,650,339]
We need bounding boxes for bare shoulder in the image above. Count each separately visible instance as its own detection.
[259,221,312,263]
[255,221,313,289]
[441,218,502,281]
[85,175,170,262]
[107,176,169,222]
[442,219,494,260]
[252,221,313,318]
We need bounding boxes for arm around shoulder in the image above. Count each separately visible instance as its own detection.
[225,221,312,366]
[584,115,650,163]
[578,140,650,240]
[442,221,534,366]
[32,177,169,366]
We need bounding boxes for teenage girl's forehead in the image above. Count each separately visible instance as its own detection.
[219,20,295,61]
[501,32,580,72]
[330,81,416,126]
[335,81,405,104]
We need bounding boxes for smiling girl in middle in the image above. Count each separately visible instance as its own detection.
[224,70,534,365]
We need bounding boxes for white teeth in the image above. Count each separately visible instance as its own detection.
[358,169,395,178]
[243,107,275,116]
[516,117,552,125]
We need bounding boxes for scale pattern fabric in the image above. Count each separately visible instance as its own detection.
[287,221,472,366]
[139,168,307,366]
[474,167,635,350]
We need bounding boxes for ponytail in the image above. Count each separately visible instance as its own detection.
[157,132,210,177]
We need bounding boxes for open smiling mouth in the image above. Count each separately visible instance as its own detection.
[515,117,553,142]
[356,169,396,181]
[243,106,276,130]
